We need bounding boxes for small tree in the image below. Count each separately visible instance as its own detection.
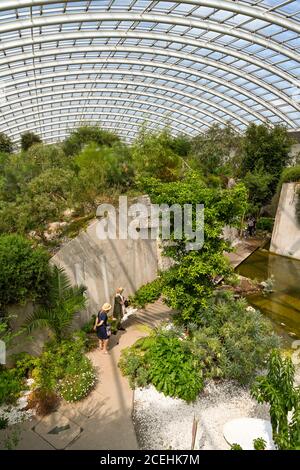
[21,132,42,152]
[25,266,86,342]
[0,133,13,154]
[251,350,300,450]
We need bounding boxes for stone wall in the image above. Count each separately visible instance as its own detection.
[270,182,300,260]
[51,218,159,325]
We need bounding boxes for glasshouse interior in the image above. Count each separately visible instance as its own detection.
[0,0,300,453]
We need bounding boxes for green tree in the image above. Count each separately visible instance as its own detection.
[21,132,42,151]
[141,173,248,323]
[243,169,274,213]
[190,124,242,176]
[25,266,86,342]
[62,125,120,156]
[241,124,293,194]
[73,142,133,205]
[251,350,300,450]
[0,234,51,307]
[0,133,13,154]
[132,127,182,182]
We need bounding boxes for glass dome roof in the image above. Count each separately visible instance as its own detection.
[0,0,299,144]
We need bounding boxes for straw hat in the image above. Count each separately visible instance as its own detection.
[101,303,112,312]
[116,287,124,293]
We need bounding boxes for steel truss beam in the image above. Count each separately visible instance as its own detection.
[1,43,298,115]
[1,1,298,35]
[12,118,193,142]
[0,12,298,62]
[0,71,272,125]
[2,80,250,127]
[1,101,205,135]
[0,58,297,124]
[5,112,195,139]
[4,66,294,127]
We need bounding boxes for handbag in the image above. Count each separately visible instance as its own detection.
[106,324,112,337]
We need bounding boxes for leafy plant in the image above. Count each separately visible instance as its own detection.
[191,294,279,384]
[251,350,300,450]
[25,266,86,341]
[241,124,293,195]
[146,333,204,402]
[0,368,24,406]
[119,332,203,402]
[129,278,162,308]
[253,437,266,450]
[0,234,51,307]
[59,359,96,402]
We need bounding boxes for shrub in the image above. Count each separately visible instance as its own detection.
[28,389,60,416]
[0,234,51,307]
[251,350,300,450]
[31,334,96,405]
[146,334,204,402]
[59,359,96,402]
[256,217,274,232]
[0,369,24,405]
[192,294,279,384]
[119,333,204,402]
[129,278,162,308]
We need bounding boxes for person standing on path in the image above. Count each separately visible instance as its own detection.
[95,303,112,354]
[113,287,126,331]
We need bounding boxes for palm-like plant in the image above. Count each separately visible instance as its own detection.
[25,266,86,342]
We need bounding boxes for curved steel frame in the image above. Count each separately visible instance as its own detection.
[0,0,299,143]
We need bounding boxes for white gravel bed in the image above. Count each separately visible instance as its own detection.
[133,380,270,450]
[0,379,36,426]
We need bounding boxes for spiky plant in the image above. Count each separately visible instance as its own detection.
[25,266,86,342]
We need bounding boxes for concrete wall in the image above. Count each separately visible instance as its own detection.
[270,182,300,260]
[51,218,159,324]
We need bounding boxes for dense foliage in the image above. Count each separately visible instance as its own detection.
[140,173,248,324]
[62,125,120,156]
[132,127,183,182]
[129,278,162,308]
[190,124,242,176]
[251,350,300,450]
[0,133,13,154]
[0,234,51,307]
[119,333,203,402]
[120,293,278,401]
[21,132,42,151]
[241,124,293,187]
[26,266,86,341]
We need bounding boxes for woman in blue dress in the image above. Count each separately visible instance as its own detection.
[95,303,112,354]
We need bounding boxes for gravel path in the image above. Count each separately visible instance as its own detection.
[133,380,270,450]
